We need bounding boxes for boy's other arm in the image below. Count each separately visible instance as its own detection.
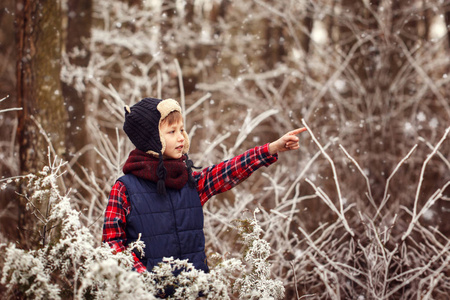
[102,181,146,273]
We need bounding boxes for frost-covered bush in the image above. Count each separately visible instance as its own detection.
[1,244,60,299]
[0,156,147,299]
[234,208,285,300]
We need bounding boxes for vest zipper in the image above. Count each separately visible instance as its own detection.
[167,193,182,257]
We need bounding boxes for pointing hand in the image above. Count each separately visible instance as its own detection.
[269,127,307,155]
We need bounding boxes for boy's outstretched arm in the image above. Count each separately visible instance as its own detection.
[194,127,307,205]
[269,127,307,155]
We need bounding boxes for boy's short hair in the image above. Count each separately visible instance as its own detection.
[161,110,183,126]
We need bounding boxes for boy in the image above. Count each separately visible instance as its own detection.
[102,97,306,274]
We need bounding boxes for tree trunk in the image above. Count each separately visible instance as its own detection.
[0,0,18,244]
[15,0,67,247]
[62,0,92,166]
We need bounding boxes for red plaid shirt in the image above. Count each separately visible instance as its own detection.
[102,144,278,272]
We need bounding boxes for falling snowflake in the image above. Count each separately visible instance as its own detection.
[422,209,434,221]
[334,79,347,93]
[364,168,370,176]
[416,112,426,122]
[404,122,413,132]
[429,117,439,128]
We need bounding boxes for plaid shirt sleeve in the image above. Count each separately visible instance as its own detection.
[102,181,147,273]
[193,143,278,206]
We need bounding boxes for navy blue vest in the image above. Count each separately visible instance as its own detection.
[119,174,209,273]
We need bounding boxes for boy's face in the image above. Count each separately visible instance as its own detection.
[161,119,185,160]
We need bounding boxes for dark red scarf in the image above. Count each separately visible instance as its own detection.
[123,149,188,190]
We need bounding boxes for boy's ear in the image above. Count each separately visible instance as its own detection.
[124,105,131,114]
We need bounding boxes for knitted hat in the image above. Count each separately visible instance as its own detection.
[123,97,190,194]
[123,97,190,155]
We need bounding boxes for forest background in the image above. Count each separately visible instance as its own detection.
[0,0,450,299]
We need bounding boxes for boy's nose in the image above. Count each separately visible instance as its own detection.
[177,132,185,141]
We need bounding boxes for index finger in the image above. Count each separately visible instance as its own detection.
[289,127,307,135]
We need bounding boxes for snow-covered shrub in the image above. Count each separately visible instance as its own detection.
[1,244,60,299]
[234,208,285,300]
[0,156,149,299]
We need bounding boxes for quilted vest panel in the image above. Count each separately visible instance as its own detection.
[119,174,209,273]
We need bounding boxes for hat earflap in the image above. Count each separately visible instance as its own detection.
[156,149,167,195]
